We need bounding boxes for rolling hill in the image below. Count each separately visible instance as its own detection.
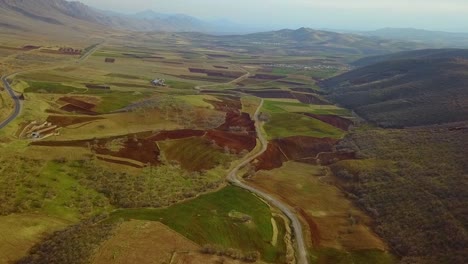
[0,1,429,56]
[321,49,468,127]
[181,27,428,57]
[363,28,468,48]
[0,0,221,39]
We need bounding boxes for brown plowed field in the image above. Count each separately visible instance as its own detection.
[205,130,256,153]
[60,104,99,115]
[46,115,103,127]
[254,143,288,171]
[275,136,337,161]
[31,136,161,165]
[216,112,256,134]
[254,136,340,171]
[58,97,95,110]
[146,129,205,141]
[316,152,355,165]
[302,113,353,131]
[94,138,161,165]
[97,156,145,168]
[292,92,329,105]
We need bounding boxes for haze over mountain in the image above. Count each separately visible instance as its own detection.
[322,49,468,127]
[361,28,468,48]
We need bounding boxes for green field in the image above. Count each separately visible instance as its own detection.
[24,81,85,94]
[263,99,351,116]
[110,186,286,262]
[264,112,345,139]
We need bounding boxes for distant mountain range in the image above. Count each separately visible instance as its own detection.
[0,0,260,36]
[322,49,468,127]
[1,0,466,55]
[361,28,468,48]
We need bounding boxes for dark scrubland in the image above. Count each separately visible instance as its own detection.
[330,125,468,264]
[17,215,116,264]
[322,49,468,128]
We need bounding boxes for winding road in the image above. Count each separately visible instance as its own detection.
[227,99,309,264]
[0,76,21,129]
[0,42,104,130]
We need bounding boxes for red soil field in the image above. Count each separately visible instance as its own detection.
[97,156,145,168]
[95,138,161,165]
[254,136,342,171]
[31,135,161,165]
[60,104,99,115]
[146,129,205,141]
[58,97,95,110]
[216,112,256,134]
[275,136,338,161]
[254,143,288,171]
[302,113,354,131]
[205,130,256,153]
[46,115,103,127]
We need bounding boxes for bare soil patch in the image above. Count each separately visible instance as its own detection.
[292,92,329,105]
[301,113,353,130]
[92,220,199,264]
[60,104,99,115]
[205,130,256,153]
[58,97,95,110]
[253,143,288,171]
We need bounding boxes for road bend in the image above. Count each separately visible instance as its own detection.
[0,42,103,129]
[0,76,21,129]
[227,99,309,264]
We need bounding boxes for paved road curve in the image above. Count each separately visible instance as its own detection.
[0,42,104,130]
[227,99,309,264]
[0,76,21,129]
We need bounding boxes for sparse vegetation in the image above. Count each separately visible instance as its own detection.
[69,159,226,208]
[330,126,468,263]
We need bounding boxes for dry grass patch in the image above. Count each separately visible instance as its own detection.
[249,162,387,252]
[92,220,199,264]
[0,214,69,263]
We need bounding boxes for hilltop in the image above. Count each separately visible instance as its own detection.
[322,49,468,127]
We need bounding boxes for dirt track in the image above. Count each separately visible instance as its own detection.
[227,99,309,264]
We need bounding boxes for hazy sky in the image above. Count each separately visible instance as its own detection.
[79,0,468,32]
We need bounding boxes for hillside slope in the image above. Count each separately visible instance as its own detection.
[0,0,213,38]
[219,27,426,56]
[321,49,468,127]
[363,28,468,48]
